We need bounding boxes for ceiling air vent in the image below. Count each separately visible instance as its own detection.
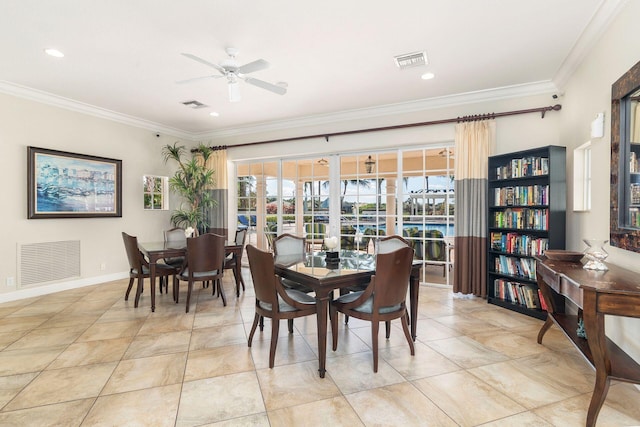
[393,51,428,69]
[181,100,208,109]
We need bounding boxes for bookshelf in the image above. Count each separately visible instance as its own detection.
[487,145,566,319]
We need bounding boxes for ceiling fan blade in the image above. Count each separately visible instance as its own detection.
[181,53,226,74]
[175,75,222,84]
[237,59,269,75]
[244,77,287,95]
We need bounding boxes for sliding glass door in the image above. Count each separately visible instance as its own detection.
[235,146,455,285]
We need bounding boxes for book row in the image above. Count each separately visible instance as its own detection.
[494,156,549,180]
[629,208,640,227]
[631,183,640,205]
[493,184,549,207]
[493,279,548,310]
[493,254,537,280]
[490,232,549,256]
[492,208,548,230]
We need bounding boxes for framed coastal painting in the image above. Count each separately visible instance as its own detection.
[27,146,122,219]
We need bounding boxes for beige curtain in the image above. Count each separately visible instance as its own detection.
[633,101,640,143]
[205,147,228,237]
[453,120,495,296]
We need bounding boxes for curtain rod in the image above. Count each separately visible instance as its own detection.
[221,104,561,149]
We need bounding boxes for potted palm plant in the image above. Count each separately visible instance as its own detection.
[162,142,216,235]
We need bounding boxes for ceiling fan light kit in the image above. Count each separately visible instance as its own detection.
[180,47,287,102]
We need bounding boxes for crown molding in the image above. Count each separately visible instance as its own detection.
[195,80,558,140]
[1,78,557,142]
[0,80,193,140]
[553,0,628,90]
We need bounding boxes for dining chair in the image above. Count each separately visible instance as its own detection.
[273,233,312,293]
[246,244,317,368]
[224,228,247,296]
[121,232,175,308]
[173,232,226,312]
[163,227,186,265]
[362,227,385,253]
[264,223,278,251]
[376,234,412,254]
[304,222,326,252]
[340,234,413,325]
[340,224,358,251]
[330,246,415,372]
[422,229,447,276]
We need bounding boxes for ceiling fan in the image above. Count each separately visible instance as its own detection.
[178,47,287,102]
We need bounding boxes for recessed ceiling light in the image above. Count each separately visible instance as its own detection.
[44,48,64,58]
[209,112,219,117]
[421,72,435,80]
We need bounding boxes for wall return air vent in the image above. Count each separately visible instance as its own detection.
[393,51,428,69]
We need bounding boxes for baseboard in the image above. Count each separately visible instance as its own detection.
[0,272,128,303]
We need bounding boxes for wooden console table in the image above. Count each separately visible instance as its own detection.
[535,255,640,427]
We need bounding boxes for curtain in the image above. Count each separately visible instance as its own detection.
[453,120,495,297]
[205,147,228,236]
[633,101,640,143]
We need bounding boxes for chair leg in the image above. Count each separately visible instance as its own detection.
[125,277,135,301]
[248,312,260,347]
[134,277,144,308]
[287,319,294,334]
[401,312,415,356]
[385,321,391,339]
[269,317,280,368]
[232,268,240,297]
[185,280,193,313]
[372,320,380,373]
[339,289,350,324]
[259,315,264,331]
[330,304,339,351]
[173,276,179,303]
[217,279,227,306]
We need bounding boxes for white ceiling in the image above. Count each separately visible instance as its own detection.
[0,0,622,139]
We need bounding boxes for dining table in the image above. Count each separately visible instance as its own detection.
[138,240,243,312]
[274,249,422,378]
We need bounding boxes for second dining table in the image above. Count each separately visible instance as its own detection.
[138,240,243,312]
[274,250,422,378]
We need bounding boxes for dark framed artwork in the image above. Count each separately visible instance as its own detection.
[27,146,122,219]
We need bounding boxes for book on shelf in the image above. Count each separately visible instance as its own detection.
[630,208,640,227]
[492,208,548,230]
[495,156,549,180]
[537,289,548,311]
[493,185,549,207]
[494,255,537,280]
[493,279,542,309]
[490,232,548,255]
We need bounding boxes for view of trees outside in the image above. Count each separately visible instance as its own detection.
[235,147,455,284]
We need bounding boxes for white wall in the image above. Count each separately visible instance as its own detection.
[0,93,185,301]
[558,0,640,360]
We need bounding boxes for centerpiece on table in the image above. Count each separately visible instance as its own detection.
[324,236,339,269]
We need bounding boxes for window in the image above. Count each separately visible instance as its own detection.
[143,175,169,210]
[235,146,456,285]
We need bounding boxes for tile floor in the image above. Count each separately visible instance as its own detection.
[0,270,639,426]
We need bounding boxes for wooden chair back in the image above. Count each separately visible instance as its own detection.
[122,232,146,271]
[185,233,225,277]
[246,244,279,309]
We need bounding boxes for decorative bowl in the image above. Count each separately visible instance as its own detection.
[544,250,584,263]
